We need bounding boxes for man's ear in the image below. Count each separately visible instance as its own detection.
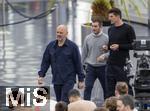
[126,105,130,110]
[115,90,119,97]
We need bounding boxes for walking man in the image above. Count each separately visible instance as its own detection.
[38,25,85,102]
[106,8,136,97]
[82,19,108,100]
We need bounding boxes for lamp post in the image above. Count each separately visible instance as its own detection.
[1,0,6,49]
[0,0,6,74]
[148,0,150,28]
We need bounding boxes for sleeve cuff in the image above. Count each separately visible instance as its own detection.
[38,71,46,77]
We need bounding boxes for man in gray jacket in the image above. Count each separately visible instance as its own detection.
[82,19,108,100]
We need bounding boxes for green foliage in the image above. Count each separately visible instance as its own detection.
[91,0,148,22]
[118,0,148,21]
[91,0,113,21]
[48,0,56,9]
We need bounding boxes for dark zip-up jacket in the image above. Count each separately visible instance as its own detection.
[38,39,85,84]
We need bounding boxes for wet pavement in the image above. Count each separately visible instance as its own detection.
[0,0,51,86]
[0,0,150,107]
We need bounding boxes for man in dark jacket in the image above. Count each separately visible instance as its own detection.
[106,8,136,97]
[38,25,85,103]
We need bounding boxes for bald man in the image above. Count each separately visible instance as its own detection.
[38,25,85,103]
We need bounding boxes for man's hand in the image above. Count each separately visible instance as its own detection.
[110,44,119,51]
[38,77,44,85]
[101,45,108,51]
[96,54,105,62]
[78,81,84,89]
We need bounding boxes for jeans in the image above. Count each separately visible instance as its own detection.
[84,65,107,100]
[54,80,74,103]
[106,64,133,97]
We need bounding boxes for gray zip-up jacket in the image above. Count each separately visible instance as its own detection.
[82,32,108,67]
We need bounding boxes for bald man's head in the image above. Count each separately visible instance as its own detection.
[57,25,68,33]
[56,25,68,43]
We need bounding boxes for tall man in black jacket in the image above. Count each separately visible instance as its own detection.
[106,8,136,97]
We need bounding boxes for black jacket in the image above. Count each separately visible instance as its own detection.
[108,23,136,65]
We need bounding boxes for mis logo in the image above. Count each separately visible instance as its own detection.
[0,86,50,108]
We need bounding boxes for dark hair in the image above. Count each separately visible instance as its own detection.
[55,101,68,111]
[118,95,135,110]
[94,107,109,111]
[115,82,128,95]
[108,8,122,18]
[68,89,80,98]
[91,18,103,27]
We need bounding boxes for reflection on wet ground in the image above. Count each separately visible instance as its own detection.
[0,0,51,86]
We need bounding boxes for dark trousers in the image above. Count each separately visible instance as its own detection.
[106,64,133,97]
[54,80,74,103]
[84,65,107,100]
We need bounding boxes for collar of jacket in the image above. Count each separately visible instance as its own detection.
[92,31,103,37]
[52,38,69,48]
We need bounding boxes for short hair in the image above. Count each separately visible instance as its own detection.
[94,107,109,111]
[55,101,68,111]
[118,95,135,110]
[68,89,80,98]
[91,18,103,27]
[115,82,128,95]
[104,96,117,111]
[108,7,122,18]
